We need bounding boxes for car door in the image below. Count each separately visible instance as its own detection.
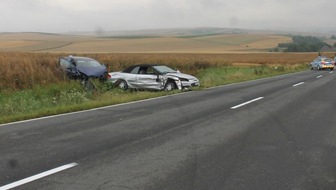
[123,66,139,88]
[59,58,77,79]
[136,66,161,90]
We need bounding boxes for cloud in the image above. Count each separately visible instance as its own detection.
[0,0,335,33]
[43,0,152,11]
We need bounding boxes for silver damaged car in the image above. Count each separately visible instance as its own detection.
[108,64,200,91]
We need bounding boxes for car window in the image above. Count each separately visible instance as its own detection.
[146,67,155,74]
[59,58,71,69]
[130,66,140,74]
[153,65,177,74]
[138,67,147,74]
[322,58,332,62]
[76,59,101,67]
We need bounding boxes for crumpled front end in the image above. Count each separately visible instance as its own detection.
[166,73,200,90]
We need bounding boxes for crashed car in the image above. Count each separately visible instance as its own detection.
[108,64,200,91]
[58,56,109,81]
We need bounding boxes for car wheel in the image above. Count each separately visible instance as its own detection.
[317,65,321,70]
[164,81,176,91]
[117,80,128,90]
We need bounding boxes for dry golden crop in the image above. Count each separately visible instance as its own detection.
[0,52,329,91]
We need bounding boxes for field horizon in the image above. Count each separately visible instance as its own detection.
[0,28,294,53]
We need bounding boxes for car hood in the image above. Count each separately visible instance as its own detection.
[77,65,107,77]
[166,72,198,80]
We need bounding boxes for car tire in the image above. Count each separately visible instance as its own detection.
[117,80,128,90]
[164,81,176,91]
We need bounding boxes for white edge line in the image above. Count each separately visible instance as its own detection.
[0,163,78,190]
[231,97,264,109]
[316,75,323,78]
[293,82,304,87]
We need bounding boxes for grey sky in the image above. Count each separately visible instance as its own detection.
[1,0,335,33]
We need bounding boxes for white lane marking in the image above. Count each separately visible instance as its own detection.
[330,71,334,74]
[231,97,264,109]
[293,82,304,87]
[316,75,323,79]
[0,163,78,190]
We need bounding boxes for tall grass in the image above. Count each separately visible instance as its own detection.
[0,52,63,91]
[0,52,324,91]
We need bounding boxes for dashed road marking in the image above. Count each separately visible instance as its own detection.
[231,97,264,109]
[0,163,78,190]
[293,82,304,87]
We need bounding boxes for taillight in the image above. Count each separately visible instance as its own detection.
[107,73,111,79]
[321,61,326,65]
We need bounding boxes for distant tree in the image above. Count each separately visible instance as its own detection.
[283,35,330,52]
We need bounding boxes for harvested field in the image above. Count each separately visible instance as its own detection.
[0,33,291,53]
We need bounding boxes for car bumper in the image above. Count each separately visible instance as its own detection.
[181,81,200,88]
[322,65,334,69]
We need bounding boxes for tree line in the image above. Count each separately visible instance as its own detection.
[277,35,331,52]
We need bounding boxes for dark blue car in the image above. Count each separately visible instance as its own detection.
[58,56,109,81]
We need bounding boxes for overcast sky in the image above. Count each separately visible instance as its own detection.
[1,0,335,34]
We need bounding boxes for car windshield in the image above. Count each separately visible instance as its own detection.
[153,65,177,74]
[76,59,102,67]
[322,58,332,62]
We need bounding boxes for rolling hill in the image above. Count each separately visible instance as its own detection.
[0,28,292,53]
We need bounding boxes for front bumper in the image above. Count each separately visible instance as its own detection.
[181,80,200,88]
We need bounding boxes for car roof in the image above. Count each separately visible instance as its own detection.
[122,64,164,72]
[61,56,95,62]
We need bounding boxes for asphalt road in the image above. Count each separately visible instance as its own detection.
[1,70,336,190]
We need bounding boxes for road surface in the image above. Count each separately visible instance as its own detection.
[1,70,336,190]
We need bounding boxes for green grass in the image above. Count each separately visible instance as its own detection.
[0,64,309,124]
[199,64,308,88]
